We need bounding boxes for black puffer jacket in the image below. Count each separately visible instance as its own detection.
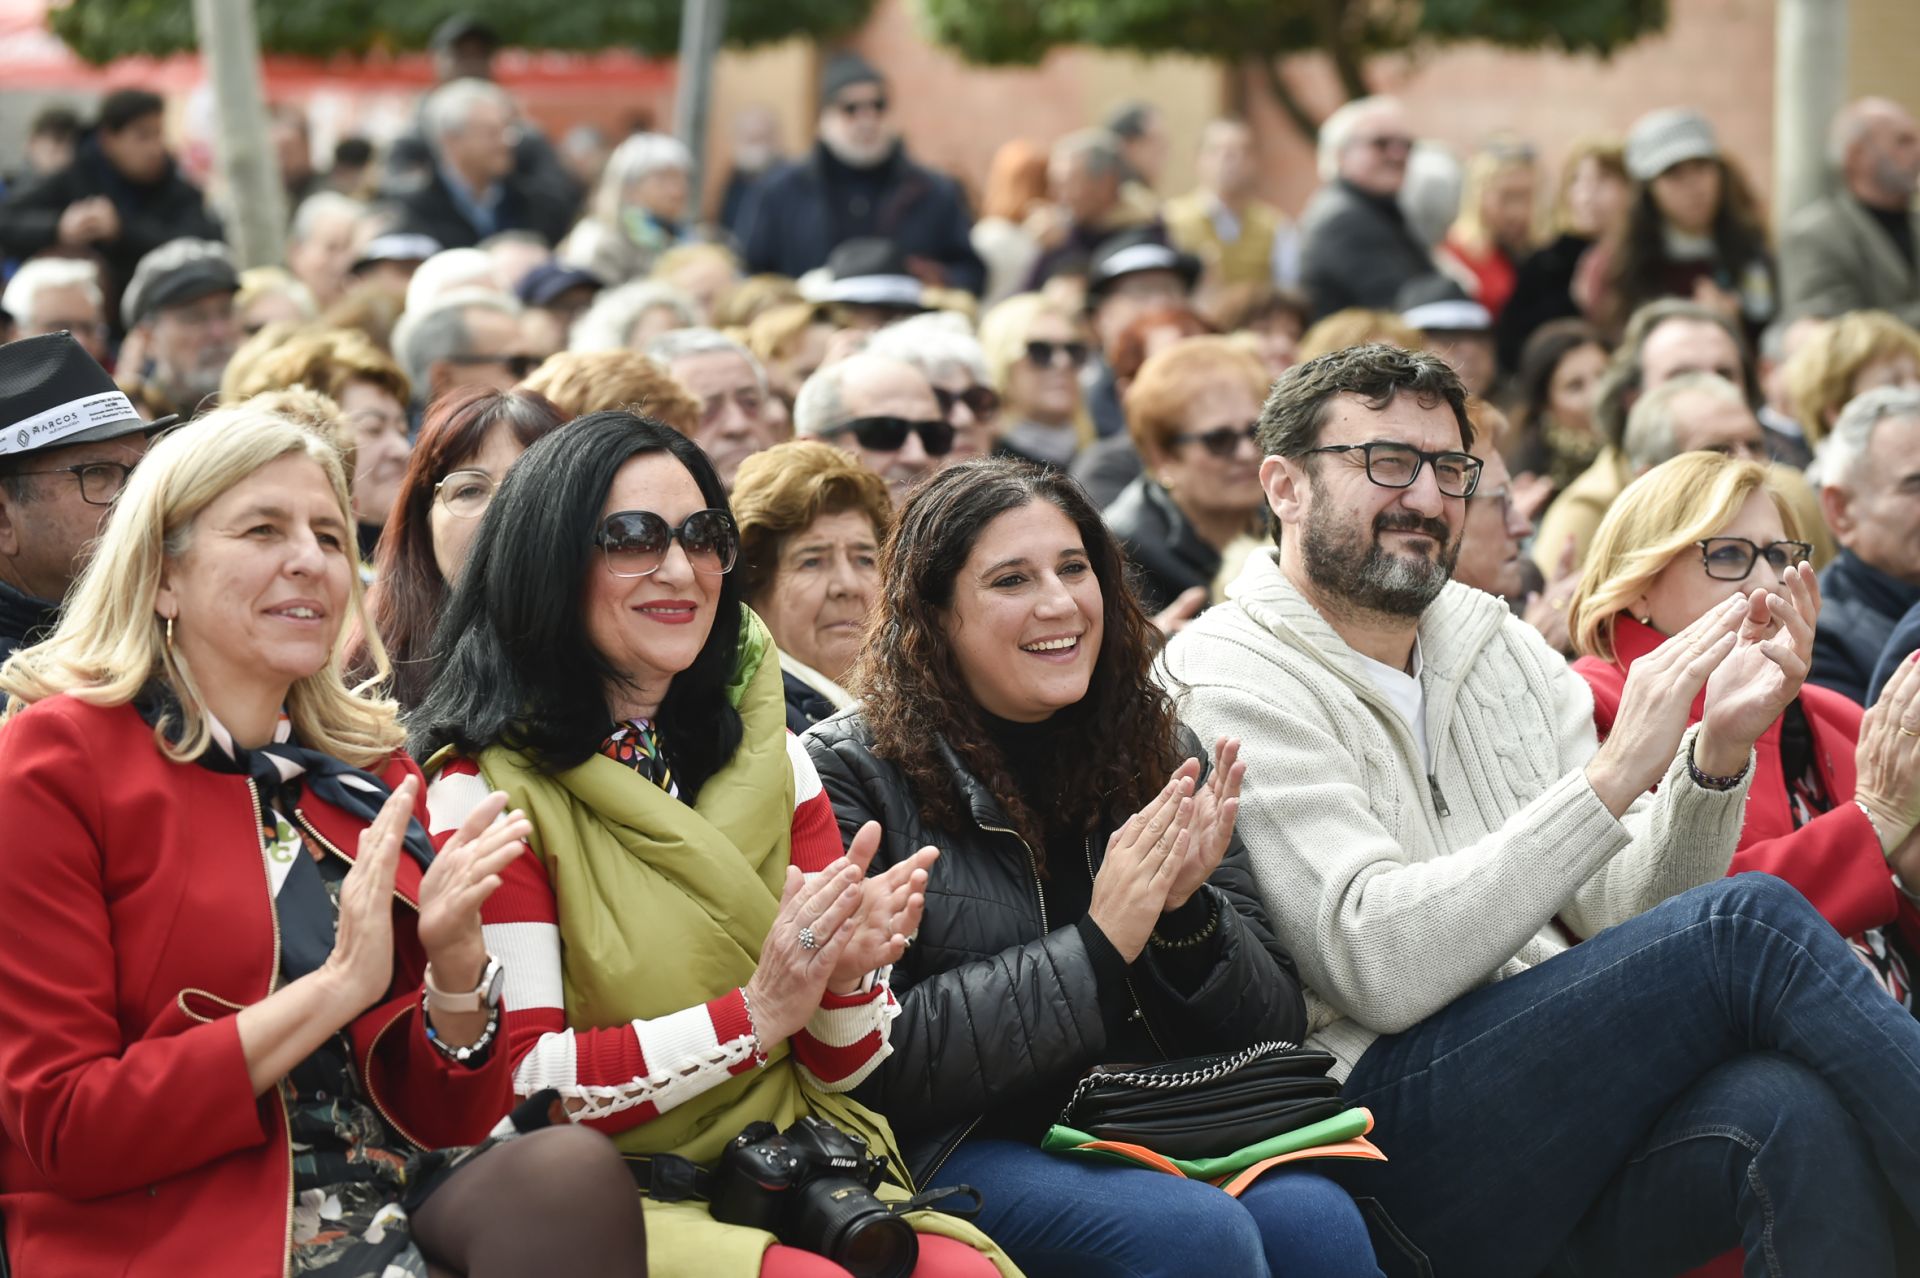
[803,711,1306,1186]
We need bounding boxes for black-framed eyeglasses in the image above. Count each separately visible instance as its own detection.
[447,353,543,379]
[1307,441,1483,498]
[823,416,956,457]
[594,508,739,578]
[835,95,889,117]
[934,384,1001,422]
[434,469,498,519]
[1172,422,1259,459]
[1024,340,1090,370]
[8,461,134,506]
[1697,537,1813,581]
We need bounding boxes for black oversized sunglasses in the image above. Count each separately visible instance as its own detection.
[1025,340,1091,370]
[822,416,956,457]
[1173,422,1260,459]
[593,508,739,578]
[934,384,1002,422]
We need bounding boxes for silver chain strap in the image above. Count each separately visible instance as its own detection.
[1062,1039,1299,1118]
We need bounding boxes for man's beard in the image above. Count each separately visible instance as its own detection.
[1300,492,1460,619]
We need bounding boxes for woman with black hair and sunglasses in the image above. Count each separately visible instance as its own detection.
[409,412,1013,1278]
[1103,337,1273,614]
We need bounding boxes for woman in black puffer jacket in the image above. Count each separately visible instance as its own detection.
[803,459,1383,1278]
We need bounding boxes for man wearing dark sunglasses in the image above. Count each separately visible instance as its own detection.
[794,352,949,507]
[1297,95,1447,319]
[734,52,985,295]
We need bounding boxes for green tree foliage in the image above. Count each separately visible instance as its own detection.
[50,0,879,64]
[918,0,1668,132]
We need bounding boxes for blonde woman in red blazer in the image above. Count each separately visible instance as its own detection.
[0,402,647,1277]
[1568,451,1920,1006]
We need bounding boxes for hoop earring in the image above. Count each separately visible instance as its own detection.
[164,615,174,653]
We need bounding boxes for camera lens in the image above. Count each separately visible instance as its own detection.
[794,1179,918,1278]
[835,1213,918,1278]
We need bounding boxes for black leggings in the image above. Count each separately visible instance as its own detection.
[411,1125,647,1278]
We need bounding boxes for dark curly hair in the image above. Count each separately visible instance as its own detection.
[852,458,1182,856]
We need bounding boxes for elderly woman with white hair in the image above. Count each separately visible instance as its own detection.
[568,280,699,353]
[561,132,697,285]
[866,312,1001,462]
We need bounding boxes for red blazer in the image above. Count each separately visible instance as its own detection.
[0,696,512,1277]
[1574,615,1919,942]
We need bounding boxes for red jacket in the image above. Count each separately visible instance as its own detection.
[1573,615,1918,942]
[0,696,513,1277]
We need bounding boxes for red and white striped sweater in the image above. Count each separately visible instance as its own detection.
[427,732,895,1135]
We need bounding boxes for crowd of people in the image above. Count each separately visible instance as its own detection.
[0,16,1919,1276]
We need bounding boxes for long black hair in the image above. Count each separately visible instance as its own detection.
[409,411,745,799]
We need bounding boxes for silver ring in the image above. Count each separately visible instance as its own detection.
[798,925,819,951]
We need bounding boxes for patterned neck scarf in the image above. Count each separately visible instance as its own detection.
[601,717,679,799]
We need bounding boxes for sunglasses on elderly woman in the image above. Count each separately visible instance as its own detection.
[1172,422,1260,459]
[1696,537,1814,582]
[594,508,739,578]
[822,416,956,456]
[1025,340,1091,370]
[933,384,1002,421]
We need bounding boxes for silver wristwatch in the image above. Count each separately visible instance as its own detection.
[424,956,505,1014]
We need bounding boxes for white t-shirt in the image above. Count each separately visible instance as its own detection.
[1356,638,1429,772]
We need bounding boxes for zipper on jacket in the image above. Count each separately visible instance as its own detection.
[360,1004,432,1151]
[1426,774,1451,817]
[979,821,1049,936]
[1083,835,1168,1059]
[294,810,420,914]
[295,808,434,1150]
[243,780,295,1278]
[923,1113,983,1186]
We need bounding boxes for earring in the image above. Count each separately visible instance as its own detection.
[164,615,174,652]
[1636,614,1651,626]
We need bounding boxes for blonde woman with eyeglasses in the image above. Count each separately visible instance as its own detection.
[1568,450,1920,1017]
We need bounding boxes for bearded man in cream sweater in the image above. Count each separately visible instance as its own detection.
[1158,342,1920,1277]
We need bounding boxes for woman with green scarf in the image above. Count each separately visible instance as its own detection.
[411,412,1015,1278]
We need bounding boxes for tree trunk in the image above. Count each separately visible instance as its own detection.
[191,0,285,267]
[1257,57,1323,143]
[1310,0,1372,100]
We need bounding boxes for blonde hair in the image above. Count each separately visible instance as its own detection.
[978,291,1095,447]
[0,404,402,768]
[1296,309,1424,362]
[1549,137,1627,237]
[1567,452,1799,663]
[1449,140,1537,255]
[1783,309,1920,443]
[519,349,700,434]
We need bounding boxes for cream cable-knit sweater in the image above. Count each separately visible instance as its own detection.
[1157,548,1754,1079]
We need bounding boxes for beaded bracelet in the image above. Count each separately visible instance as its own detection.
[1685,738,1749,792]
[1150,893,1220,951]
[423,993,500,1068]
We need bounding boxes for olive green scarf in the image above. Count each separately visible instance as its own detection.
[452,611,1020,1275]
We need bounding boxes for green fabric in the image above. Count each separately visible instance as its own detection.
[452,610,1020,1277]
[1041,1107,1376,1179]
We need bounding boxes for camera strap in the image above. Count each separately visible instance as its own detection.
[622,1152,715,1204]
[885,1184,985,1223]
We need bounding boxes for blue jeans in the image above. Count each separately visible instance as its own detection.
[1329,874,1920,1277]
[939,1137,1384,1278]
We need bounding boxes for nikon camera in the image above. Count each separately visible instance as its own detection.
[709,1116,918,1278]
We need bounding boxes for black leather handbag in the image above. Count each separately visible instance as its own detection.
[1059,1040,1344,1160]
